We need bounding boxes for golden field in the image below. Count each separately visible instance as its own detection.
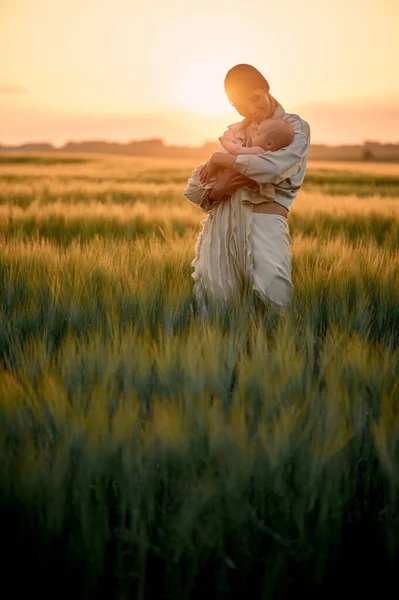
[0,154,398,599]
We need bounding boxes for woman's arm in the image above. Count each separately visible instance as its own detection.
[199,152,237,182]
[208,168,259,203]
[184,162,214,213]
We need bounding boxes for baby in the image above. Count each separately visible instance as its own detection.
[218,117,294,156]
[184,117,294,211]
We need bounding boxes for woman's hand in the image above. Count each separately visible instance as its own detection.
[208,168,259,203]
[199,154,219,184]
[214,168,258,193]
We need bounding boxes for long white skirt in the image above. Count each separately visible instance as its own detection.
[192,195,293,316]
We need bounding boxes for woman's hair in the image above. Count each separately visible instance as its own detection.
[224,64,270,103]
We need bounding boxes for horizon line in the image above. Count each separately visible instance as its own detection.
[1,137,399,150]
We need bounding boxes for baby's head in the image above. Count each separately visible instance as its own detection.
[251,118,294,152]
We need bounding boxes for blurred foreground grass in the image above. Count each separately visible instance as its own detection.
[0,154,399,599]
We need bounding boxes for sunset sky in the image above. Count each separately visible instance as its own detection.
[1,0,399,146]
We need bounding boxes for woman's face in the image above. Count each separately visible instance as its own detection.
[229,88,273,123]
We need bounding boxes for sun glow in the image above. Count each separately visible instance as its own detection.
[175,56,234,116]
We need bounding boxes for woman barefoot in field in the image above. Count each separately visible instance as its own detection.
[184,64,311,316]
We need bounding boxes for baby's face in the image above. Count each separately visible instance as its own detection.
[251,120,273,149]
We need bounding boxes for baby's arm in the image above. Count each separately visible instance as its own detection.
[218,138,244,154]
[244,145,267,154]
[220,142,267,155]
[205,151,246,174]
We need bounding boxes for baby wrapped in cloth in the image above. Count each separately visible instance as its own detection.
[185,116,294,315]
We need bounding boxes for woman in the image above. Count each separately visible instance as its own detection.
[184,64,311,316]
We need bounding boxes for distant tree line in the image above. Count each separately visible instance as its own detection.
[0,138,398,161]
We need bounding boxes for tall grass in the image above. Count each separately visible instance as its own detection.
[0,154,399,598]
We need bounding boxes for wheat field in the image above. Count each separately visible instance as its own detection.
[1,154,399,599]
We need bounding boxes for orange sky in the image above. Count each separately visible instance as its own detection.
[1,0,399,146]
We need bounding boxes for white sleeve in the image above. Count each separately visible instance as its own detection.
[183,163,214,213]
